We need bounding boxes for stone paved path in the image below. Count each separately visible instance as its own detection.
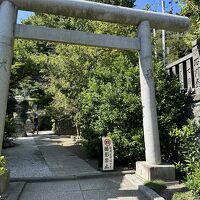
[3,135,52,178]
[3,131,98,178]
[3,131,148,200]
[35,133,99,177]
[19,176,147,200]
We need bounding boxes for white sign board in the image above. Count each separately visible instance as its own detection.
[102,137,114,171]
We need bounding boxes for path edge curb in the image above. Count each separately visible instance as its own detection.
[10,170,135,183]
[125,174,165,200]
[139,185,165,200]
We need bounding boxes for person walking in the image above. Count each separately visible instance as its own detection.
[34,114,39,135]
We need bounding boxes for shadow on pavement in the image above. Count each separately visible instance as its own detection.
[4,132,147,200]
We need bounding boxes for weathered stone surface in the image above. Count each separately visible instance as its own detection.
[7,182,26,200]
[138,21,161,165]
[136,161,175,181]
[1,0,190,32]
[15,24,140,51]
[19,176,147,200]
[0,1,17,154]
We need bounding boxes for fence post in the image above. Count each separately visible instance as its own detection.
[192,39,200,92]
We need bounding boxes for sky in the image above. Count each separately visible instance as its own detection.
[17,0,182,24]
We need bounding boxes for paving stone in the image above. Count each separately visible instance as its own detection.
[23,180,80,192]
[6,182,25,200]
[3,137,52,178]
[19,191,84,200]
[79,176,136,191]
[82,188,147,200]
[3,132,148,200]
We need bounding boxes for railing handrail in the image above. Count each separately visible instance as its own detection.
[166,53,193,69]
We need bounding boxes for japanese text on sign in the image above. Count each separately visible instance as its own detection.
[102,137,114,171]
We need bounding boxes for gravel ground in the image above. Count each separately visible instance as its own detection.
[3,136,52,178]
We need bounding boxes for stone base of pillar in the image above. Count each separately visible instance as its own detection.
[136,161,175,181]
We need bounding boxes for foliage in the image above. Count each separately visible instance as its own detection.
[4,94,17,137]
[77,60,186,164]
[14,10,137,130]
[4,116,16,138]
[170,121,199,174]
[92,0,135,7]
[186,161,200,197]
[6,94,17,117]
[12,0,136,127]
[39,115,52,131]
[169,121,200,198]
[144,180,167,193]
[0,156,8,176]
[76,49,143,163]
[20,100,29,123]
[165,0,200,62]
[172,191,195,200]
[180,0,200,46]
[154,61,186,162]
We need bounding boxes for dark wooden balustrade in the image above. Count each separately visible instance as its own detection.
[166,39,200,93]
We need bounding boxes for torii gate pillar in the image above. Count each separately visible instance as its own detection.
[138,21,161,165]
[0,1,16,154]
[136,21,175,181]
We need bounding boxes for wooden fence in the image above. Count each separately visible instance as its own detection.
[166,39,200,93]
[166,39,200,124]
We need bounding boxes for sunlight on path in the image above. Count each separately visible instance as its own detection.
[3,136,52,178]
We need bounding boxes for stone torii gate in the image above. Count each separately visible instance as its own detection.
[0,0,190,180]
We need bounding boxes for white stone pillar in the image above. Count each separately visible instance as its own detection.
[0,1,16,154]
[138,21,161,165]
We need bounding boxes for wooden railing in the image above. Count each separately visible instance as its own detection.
[166,39,200,93]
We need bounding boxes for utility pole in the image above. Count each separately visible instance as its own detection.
[153,29,157,59]
[162,0,166,63]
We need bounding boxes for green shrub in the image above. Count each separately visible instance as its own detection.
[20,100,29,123]
[170,121,199,175]
[144,180,167,193]
[77,59,144,164]
[0,156,8,176]
[154,61,186,163]
[4,116,16,137]
[186,161,200,198]
[77,61,187,164]
[108,129,144,163]
[172,191,195,200]
[170,121,200,198]
[39,115,52,130]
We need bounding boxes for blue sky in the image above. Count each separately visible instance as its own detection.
[17,0,181,24]
[135,0,181,13]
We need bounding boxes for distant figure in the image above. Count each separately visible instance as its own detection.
[34,114,39,135]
